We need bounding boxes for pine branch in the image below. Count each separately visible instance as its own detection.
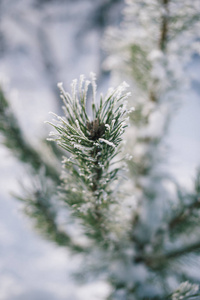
[170,281,200,300]
[135,239,200,271]
[165,241,200,260]
[169,170,200,235]
[169,199,200,234]
[0,87,83,250]
[47,74,132,246]
[0,87,60,183]
[16,170,85,253]
[169,13,200,40]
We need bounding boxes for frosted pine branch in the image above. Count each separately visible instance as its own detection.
[171,282,200,300]
[46,74,132,243]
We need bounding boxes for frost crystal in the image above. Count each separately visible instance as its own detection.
[105,124,110,131]
[57,82,63,89]
[99,138,115,148]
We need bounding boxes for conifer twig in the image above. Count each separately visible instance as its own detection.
[0,87,60,183]
[16,172,85,253]
[46,74,132,245]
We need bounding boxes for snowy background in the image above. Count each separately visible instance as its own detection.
[0,0,200,299]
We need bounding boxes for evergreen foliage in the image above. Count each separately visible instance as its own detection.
[1,0,200,299]
[0,88,60,183]
[102,0,200,298]
[46,74,132,245]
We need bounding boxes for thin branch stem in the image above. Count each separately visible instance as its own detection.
[159,0,170,51]
[165,241,200,260]
[135,240,200,269]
